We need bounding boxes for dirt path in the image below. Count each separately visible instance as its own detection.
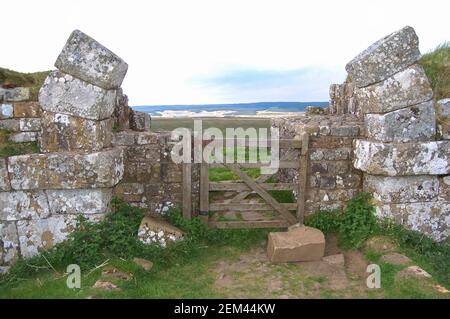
[212,234,374,298]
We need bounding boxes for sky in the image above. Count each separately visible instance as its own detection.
[1,0,449,106]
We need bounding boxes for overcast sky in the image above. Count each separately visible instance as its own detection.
[1,0,449,105]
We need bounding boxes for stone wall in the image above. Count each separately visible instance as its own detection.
[344,26,449,242]
[1,88,42,143]
[272,115,363,215]
[112,131,198,215]
[0,30,183,272]
[0,30,130,272]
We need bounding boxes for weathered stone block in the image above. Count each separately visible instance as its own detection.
[0,87,30,102]
[136,132,158,145]
[39,70,116,120]
[17,216,75,258]
[113,88,131,131]
[0,119,20,131]
[329,82,360,115]
[0,159,10,191]
[330,125,360,137]
[365,101,436,142]
[356,65,433,114]
[112,131,136,146]
[19,118,41,132]
[7,154,47,190]
[114,183,144,202]
[440,176,450,201]
[55,30,128,90]
[354,140,450,176]
[364,175,439,204]
[8,132,38,143]
[46,148,124,189]
[130,111,151,131]
[345,26,421,88]
[13,101,41,118]
[436,98,450,119]
[267,226,325,263]
[438,119,450,140]
[40,111,112,152]
[8,148,124,190]
[0,104,13,119]
[46,189,112,215]
[310,148,351,161]
[0,191,50,221]
[376,201,450,242]
[0,222,19,265]
[336,173,362,189]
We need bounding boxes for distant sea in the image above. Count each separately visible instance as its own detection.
[132,101,329,117]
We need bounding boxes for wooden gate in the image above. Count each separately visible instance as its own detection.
[191,133,309,229]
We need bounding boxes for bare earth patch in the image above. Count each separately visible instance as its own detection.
[213,235,373,298]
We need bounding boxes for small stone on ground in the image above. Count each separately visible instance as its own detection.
[380,252,411,265]
[93,280,121,291]
[133,257,153,271]
[396,266,432,279]
[322,254,345,266]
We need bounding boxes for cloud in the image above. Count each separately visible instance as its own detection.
[190,67,345,102]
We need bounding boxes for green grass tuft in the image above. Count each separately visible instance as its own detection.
[420,42,450,100]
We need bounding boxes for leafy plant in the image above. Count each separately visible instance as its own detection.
[338,192,377,248]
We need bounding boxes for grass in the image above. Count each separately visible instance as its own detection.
[0,193,449,298]
[420,42,450,100]
[0,129,39,157]
[0,67,50,101]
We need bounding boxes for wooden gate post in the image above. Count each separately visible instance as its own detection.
[182,163,192,220]
[297,132,309,224]
[199,162,209,224]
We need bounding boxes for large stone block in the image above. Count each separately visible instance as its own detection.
[39,70,116,120]
[13,101,41,118]
[346,26,421,88]
[354,140,450,176]
[46,189,112,215]
[0,191,50,221]
[0,158,10,191]
[17,216,75,258]
[365,101,436,142]
[364,175,439,204]
[376,201,450,242]
[356,65,433,114]
[8,148,124,190]
[40,111,112,152]
[55,30,128,90]
[0,222,19,265]
[437,99,450,140]
[46,148,124,189]
[267,226,325,263]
